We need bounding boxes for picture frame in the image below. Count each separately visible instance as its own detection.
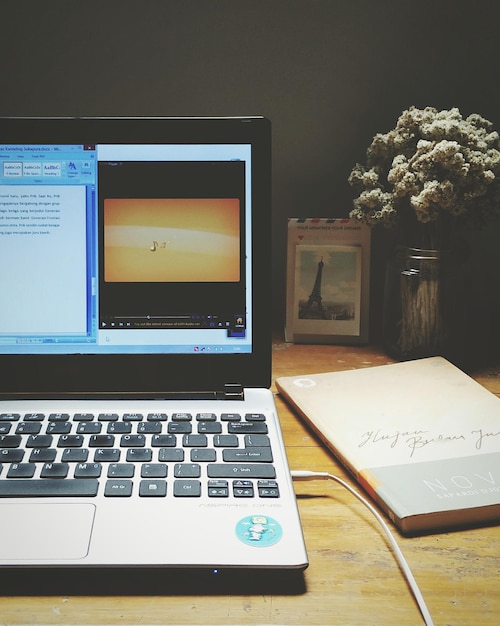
[285,218,371,344]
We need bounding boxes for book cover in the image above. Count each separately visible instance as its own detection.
[276,357,500,535]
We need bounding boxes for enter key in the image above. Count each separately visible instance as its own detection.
[222,448,273,462]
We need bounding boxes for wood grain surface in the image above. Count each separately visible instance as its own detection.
[1,339,499,625]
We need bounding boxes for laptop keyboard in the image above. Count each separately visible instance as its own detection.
[0,411,280,499]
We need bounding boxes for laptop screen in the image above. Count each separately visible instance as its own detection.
[1,142,251,355]
[0,117,271,395]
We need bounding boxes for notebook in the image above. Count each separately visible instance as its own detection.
[276,357,500,535]
[0,116,307,575]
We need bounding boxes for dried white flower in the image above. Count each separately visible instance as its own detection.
[349,106,500,230]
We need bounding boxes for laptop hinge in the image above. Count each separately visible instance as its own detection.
[1,386,246,402]
[221,383,245,401]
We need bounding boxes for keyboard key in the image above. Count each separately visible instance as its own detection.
[258,480,280,498]
[0,450,24,462]
[108,463,135,478]
[197,422,222,434]
[46,422,71,435]
[147,413,167,421]
[89,434,115,447]
[0,413,20,421]
[137,422,161,434]
[57,434,84,448]
[48,413,70,422]
[0,435,21,448]
[207,464,276,479]
[245,413,266,421]
[141,463,167,478]
[221,413,241,421]
[172,413,192,421]
[123,413,144,421]
[233,480,254,497]
[223,448,273,462]
[196,412,216,421]
[244,434,271,447]
[62,449,89,463]
[208,480,229,497]
[228,423,268,435]
[152,434,176,447]
[15,423,42,435]
[107,422,132,434]
[26,434,53,448]
[105,479,133,497]
[139,480,167,497]
[23,413,44,421]
[173,480,201,497]
[74,462,102,478]
[213,434,238,448]
[7,463,36,478]
[73,413,95,421]
[0,479,99,497]
[98,413,119,421]
[190,448,216,462]
[77,422,102,434]
[29,448,56,463]
[174,463,201,478]
[93,448,121,462]
[182,434,207,448]
[158,448,184,462]
[120,434,145,447]
[41,462,69,478]
[126,448,152,462]
[167,422,192,434]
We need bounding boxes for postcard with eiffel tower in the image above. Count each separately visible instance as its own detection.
[285,218,371,345]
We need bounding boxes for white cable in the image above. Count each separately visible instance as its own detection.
[291,470,434,626]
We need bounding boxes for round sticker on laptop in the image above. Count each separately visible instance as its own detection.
[235,515,283,547]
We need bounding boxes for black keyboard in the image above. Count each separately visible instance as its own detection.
[0,411,280,499]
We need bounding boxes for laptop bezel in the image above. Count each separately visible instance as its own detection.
[0,117,272,397]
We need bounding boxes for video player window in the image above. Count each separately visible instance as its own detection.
[98,160,247,336]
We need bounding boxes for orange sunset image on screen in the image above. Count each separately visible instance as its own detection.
[104,198,240,282]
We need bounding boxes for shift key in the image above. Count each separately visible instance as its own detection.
[207,464,276,478]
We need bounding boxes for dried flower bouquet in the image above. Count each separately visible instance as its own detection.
[348,106,500,246]
[348,106,500,360]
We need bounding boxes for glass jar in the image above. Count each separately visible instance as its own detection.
[383,246,470,364]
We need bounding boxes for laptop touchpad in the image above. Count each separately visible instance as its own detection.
[0,503,95,561]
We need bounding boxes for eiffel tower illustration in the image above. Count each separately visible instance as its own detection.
[300,257,327,319]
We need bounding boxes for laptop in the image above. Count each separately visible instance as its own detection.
[0,116,308,578]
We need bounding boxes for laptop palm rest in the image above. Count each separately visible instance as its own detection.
[0,503,95,561]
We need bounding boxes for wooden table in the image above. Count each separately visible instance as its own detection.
[1,340,499,625]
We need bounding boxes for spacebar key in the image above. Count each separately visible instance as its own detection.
[0,479,99,497]
[207,464,276,478]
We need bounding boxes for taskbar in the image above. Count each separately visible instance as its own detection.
[0,343,251,355]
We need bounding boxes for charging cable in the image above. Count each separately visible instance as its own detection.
[291,470,434,626]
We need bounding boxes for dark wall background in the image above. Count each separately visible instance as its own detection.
[3,0,500,359]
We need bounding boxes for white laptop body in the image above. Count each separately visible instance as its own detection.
[0,117,307,574]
